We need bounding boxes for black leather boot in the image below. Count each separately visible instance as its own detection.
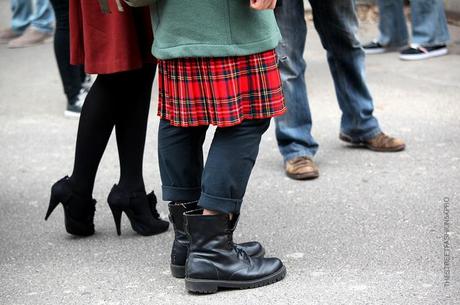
[45,176,96,237]
[107,185,169,236]
[168,202,265,278]
[184,209,286,293]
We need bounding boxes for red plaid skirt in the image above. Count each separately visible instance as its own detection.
[158,50,286,127]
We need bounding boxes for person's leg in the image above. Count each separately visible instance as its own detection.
[309,0,381,141]
[199,119,271,214]
[410,0,450,46]
[113,65,156,193]
[376,0,409,47]
[69,74,117,196]
[183,119,285,293]
[46,72,117,235]
[274,0,318,162]
[8,0,54,48]
[91,66,169,236]
[158,120,208,203]
[10,0,33,33]
[49,0,86,104]
[29,0,54,33]
[159,119,266,279]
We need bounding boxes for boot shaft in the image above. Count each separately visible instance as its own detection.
[184,209,234,253]
[168,201,198,268]
[168,201,198,233]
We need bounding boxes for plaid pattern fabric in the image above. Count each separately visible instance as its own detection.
[157,49,286,127]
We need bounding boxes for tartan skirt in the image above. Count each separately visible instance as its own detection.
[157,49,286,127]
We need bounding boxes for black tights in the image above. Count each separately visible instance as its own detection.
[69,65,156,196]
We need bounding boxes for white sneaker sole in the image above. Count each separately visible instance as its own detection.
[399,48,448,61]
[363,48,386,55]
[64,110,81,118]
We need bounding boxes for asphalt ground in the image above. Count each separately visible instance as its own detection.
[1,2,459,304]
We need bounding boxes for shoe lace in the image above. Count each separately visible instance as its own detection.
[225,229,250,261]
[151,206,160,219]
[234,245,250,261]
[74,88,89,108]
[148,195,161,219]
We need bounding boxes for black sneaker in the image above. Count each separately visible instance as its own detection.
[399,44,448,61]
[65,88,88,118]
[362,40,387,55]
[81,74,93,90]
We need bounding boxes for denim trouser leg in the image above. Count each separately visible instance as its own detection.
[30,0,55,33]
[158,120,208,202]
[158,119,270,214]
[377,0,409,47]
[274,0,319,162]
[309,0,381,141]
[410,0,450,46]
[10,0,33,33]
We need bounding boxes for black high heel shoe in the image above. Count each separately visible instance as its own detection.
[45,176,96,237]
[107,185,169,236]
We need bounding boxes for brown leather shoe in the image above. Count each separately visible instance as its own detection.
[339,132,406,152]
[7,27,52,48]
[0,28,21,44]
[285,156,319,180]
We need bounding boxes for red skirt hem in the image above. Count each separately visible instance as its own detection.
[159,106,287,128]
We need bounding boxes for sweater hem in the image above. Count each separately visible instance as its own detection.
[152,34,281,60]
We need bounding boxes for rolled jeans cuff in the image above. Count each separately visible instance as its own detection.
[162,185,201,202]
[359,128,382,142]
[198,192,243,214]
[341,127,382,142]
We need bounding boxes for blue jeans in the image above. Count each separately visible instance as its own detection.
[377,0,450,47]
[274,0,380,161]
[10,0,54,34]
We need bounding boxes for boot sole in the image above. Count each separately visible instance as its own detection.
[185,265,286,294]
[286,170,319,180]
[339,134,406,152]
[171,248,266,279]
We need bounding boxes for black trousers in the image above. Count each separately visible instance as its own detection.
[49,0,86,102]
[158,119,271,214]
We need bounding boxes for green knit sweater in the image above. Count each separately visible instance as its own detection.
[145,0,281,59]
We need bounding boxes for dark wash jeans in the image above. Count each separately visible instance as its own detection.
[158,119,270,214]
[274,0,381,162]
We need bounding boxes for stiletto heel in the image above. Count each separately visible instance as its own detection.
[107,185,169,236]
[110,206,123,236]
[45,176,96,236]
[45,194,60,221]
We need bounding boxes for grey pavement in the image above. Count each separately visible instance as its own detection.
[1,2,460,305]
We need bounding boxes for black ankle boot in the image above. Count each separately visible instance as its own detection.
[107,185,169,236]
[45,176,96,237]
[184,209,286,293]
[168,202,266,278]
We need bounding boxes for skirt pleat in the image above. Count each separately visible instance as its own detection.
[158,50,286,127]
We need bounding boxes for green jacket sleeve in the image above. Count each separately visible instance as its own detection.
[97,0,157,14]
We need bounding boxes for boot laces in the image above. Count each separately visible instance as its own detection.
[234,245,250,261]
[226,230,250,261]
[147,192,161,219]
[150,201,161,219]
